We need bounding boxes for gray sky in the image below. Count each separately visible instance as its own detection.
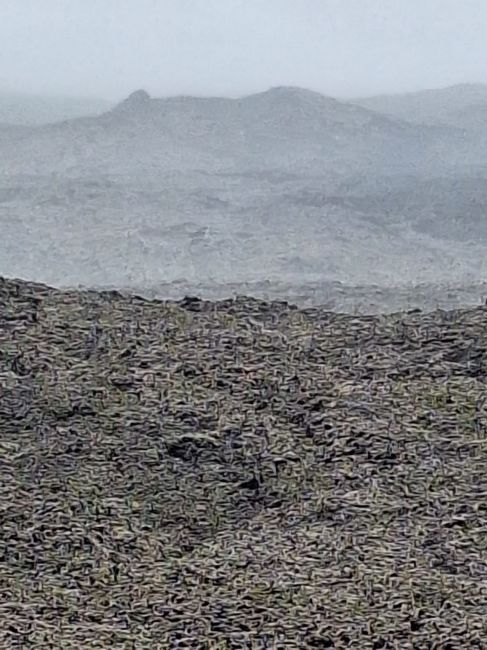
[1,0,486,100]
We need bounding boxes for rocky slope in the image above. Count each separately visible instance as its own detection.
[2,277,487,647]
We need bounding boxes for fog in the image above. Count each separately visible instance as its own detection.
[1,0,487,100]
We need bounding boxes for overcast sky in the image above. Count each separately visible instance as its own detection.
[1,0,486,100]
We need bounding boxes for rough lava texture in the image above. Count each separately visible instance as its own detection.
[2,276,487,648]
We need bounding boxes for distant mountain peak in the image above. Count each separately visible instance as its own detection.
[242,86,338,109]
[268,85,310,93]
[261,86,328,99]
[113,89,151,112]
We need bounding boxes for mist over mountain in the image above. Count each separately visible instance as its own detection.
[2,84,487,310]
[0,89,110,125]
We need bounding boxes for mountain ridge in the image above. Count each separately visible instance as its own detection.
[0,84,470,178]
[352,82,487,127]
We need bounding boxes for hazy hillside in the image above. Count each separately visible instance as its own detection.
[1,85,487,309]
[0,86,472,177]
[0,90,110,125]
[353,83,487,128]
[336,173,487,241]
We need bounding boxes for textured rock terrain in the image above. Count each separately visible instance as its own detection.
[2,277,487,647]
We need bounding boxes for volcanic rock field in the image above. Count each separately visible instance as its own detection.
[2,276,487,647]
